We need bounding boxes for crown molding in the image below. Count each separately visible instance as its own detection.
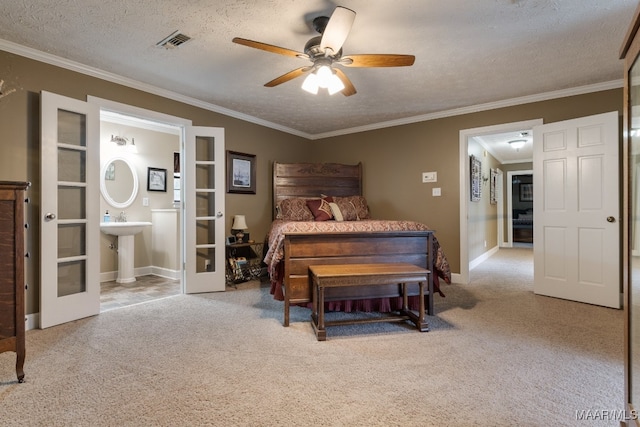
[0,39,623,141]
[0,39,309,139]
[310,80,623,140]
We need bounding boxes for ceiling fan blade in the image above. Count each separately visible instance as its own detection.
[341,54,415,67]
[334,68,356,96]
[264,67,311,87]
[320,6,356,54]
[232,37,306,59]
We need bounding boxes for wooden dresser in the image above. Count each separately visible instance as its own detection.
[0,181,29,383]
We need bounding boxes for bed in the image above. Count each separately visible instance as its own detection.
[264,162,451,326]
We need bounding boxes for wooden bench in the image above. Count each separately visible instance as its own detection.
[309,263,430,341]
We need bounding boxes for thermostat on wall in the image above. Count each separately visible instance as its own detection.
[422,172,437,183]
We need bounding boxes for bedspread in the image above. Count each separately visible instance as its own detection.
[264,219,452,297]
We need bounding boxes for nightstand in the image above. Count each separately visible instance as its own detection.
[225,241,265,285]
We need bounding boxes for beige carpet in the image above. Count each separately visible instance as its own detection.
[0,248,624,426]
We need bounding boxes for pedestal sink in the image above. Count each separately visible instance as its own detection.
[100,222,152,283]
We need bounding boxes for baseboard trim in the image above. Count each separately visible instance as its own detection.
[470,246,499,270]
[100,265,175,282]
[26,312,39,331]
[151,267,181,280]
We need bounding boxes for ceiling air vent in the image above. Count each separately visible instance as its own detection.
[156,31,192,49]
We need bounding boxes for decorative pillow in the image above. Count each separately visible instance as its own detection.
[332,196,370,220]
[347,196,370,219]
[276,198,314,221]
[306,198,334,221]
[333,198,358,221]
[329,202,344,221]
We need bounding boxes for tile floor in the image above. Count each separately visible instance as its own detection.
[100,275,181,312]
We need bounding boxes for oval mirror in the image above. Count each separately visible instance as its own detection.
[100,156,139,209]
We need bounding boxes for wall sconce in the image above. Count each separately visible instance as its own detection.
[111,135,138,153]
[231,215,248,243]
[111,134,128,145]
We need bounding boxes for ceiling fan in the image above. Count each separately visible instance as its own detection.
[232,6,415,96]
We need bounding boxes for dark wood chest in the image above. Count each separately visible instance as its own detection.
[0,181,28,383]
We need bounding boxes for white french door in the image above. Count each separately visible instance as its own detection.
[533,111,620,308]
[41,92,226,327]
[40,91,100,328]
[184,126,226,293]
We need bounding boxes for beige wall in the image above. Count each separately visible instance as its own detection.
[0,50,310,314]
[307,91,623,274]
[0,49,624,315]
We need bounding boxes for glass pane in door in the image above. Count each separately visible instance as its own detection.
[58,148,86,182]
[196,136,216,162]
[197,247,216,273]
[58,109,86,146]
[194,136,217,274]
[57,186,86,219]
[57,109,88,299]
[58,224,86,258]
[58,260,86,296]
[196,190,217,217]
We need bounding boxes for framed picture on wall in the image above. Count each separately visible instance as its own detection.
[520,183,533,202]
[226,151,256,194]
[490,168,497,205]
[147,167,167,192]
[470,155,482,202]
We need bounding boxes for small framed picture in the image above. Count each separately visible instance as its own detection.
[105,162,116,181]
[226,151,256,194]
[147,167,167,192]
[226,236,237,245]
[520,183,533,202]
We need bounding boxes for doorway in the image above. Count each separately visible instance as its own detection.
[90,98,190,311]
[508,171,533,248]
[41,92,226,327]
[458,119,542,284]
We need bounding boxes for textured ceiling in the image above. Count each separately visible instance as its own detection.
[0,0,636,141]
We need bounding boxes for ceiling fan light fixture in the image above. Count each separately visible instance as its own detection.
[301,72,319,94]
[327,72,345,95]
[508,139,526,150]
[302,66,344,95]
[316,65,333,88]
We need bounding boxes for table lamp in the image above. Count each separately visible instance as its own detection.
[231,215,248,243]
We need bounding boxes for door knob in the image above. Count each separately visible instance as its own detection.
[216,211,223,218]
[606,216,616,223]
[44,212,56,221]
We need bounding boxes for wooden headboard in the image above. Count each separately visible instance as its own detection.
[272,162,362,219]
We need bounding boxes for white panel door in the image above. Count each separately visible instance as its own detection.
[533,111,620,308]
[184,126,226,293]
[40,91,100,328]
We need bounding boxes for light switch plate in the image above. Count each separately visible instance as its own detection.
[422,172,437,183]
[142,197,149,206]
[432,188,441,196]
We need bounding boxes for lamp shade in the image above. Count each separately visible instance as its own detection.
[231,215,248,230]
